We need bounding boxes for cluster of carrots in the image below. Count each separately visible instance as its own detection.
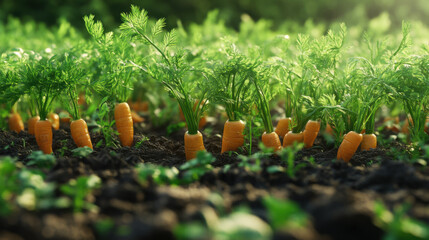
[10,95,427,163]
[7,98,148,155]
[185,113,428,162]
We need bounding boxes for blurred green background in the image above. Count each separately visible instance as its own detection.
[0,0,428,30]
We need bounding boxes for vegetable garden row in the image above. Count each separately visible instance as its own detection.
[1,6,429,240]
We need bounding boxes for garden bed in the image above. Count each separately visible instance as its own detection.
[1,119,428,240]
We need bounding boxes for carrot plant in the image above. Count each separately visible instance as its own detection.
[390,55,429,143]
[274,25,347,148]
[120,6,210,160]
[205,43,257,153]
[16,51,76,153]
[84,14,138,147]
[248,60,281,151]
[0,50,28,132]
[55,51,94,149]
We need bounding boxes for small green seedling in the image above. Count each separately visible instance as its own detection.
[279,142,305,178]
[27,151,56,169]
[374,201,429,240]
[263,196,309,230]
[136,163,180,186]
[0,156,18,216]
[180,151,215,183]
[72,146,94,158]
[60,175,101,213]
[57,139,69,157]
[237,143,272,172]
[134,136,149,148]
[95,218,115,237]
[17,168,70,211]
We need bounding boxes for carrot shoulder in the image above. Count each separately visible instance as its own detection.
[275,118,291,138]
[28,116,40,135]
[303,120,321,148]
[70,119,93,149]
[262,132,282,152]
[185,131,205,160]
[337,131,363,162]
[115,102,134,147]
[360,133,377,151]
[9,112,24,133]
[283,131,303,147]
[35,120,53,154]
[221,120,245,154]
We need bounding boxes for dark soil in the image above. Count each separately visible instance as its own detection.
[0,119,429,240]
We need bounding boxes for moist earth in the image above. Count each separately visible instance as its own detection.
[0,120,428,240]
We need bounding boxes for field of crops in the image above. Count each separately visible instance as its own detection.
[0,4,429,240]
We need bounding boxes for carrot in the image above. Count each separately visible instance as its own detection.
[8,112,24,133]
[28,116,40,135]
[384,116,400,133]
[401,118,410,134]
[184,131,205,160]
[35,120,53,154]
[198,115,207,129]
[261,132,282,152]
[325,124,334,135]
[275,118,291,138]
[360,133,377,151]
[78,92,86,105]
[131,110,144,123]
[115,102,134,147]
[337,131,363,162]
[221,120,245,153]
[283,131,303,147]
[70,119,93,149]
[49,113,60,130]
[303,120,320,148]
[129,99,149,112]
[137,101,149,112]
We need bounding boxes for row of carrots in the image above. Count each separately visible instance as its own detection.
[7,101,145,154]
[6,101,428,162]
[184,113,428,162]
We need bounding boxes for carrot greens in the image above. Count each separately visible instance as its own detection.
[120,6,209,135]
[205,44,256,121]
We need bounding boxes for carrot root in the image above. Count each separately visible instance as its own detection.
[9,112,24,133]
[275,118,291,138]
[71,119,93,149]
[35,120,53,154]
[283,131,303,147]
[262,132,282,152]
[361,133,377,151]
[325,124,334,135]
[131,110,144,123]
[49,113,60,130]
[337,131,363,162]
[198,116,207,129]
[303,120,320,148]
[221,120,245,154]
[28,116,40,135]
[185,131,205,160]
[115,102,134,147]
